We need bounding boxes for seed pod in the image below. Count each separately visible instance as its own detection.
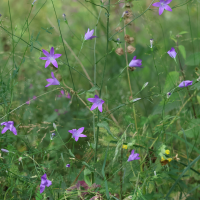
[124,18,132,25]
[127,45,136,54]
[124,34,130,42]
[125,2,133,8]
[56,74,62,81]
[115,48,124,56]
[128,67,135,71]
[128,37,134,44]
[4,44,10,52]
[123,10,133,19]
[115,27,123,33]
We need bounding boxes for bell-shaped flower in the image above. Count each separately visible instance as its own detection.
[39,47,62,68]
[87,95,105,112]
[1,149,9,153]
[167,47,177,59]
[68,127,87,142]
[178,80,193,88]
[152,0,172,15]
[45,72,60,87]
[127,149,140,162]
[84,29,97,40]
[40,173,52,193]
[1,121,17,135]
[129,56,144,68]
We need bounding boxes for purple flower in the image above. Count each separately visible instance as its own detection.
[87,95,105,112]
[1,121,17,135]
[26,98,31,104]
[66,93,71,99]
[167,47,177,59]
[68,127,87,142]
[129,56,144,68]
[84,29,97,40]
[58,90,71,99]
[127,149,140,162]
[40,173,52,194]
[45,72,60,87]
[1,149,9,153]
[39,47,62,68]
[67,180,101,199]
[152,0,172,15]
[66,164,70,167]
[26,96,37,104]
[178,80,193,88]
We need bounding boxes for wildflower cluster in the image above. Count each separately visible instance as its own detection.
[0,0,196,197]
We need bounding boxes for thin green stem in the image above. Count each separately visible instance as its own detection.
[95,0,110,165]
[187,4,195,64]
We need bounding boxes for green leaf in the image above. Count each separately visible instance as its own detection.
[88,85,100,92]
[36,31,40,41]
[82,161,95,171]
[84,168,92,187]
[45,112,58,122]
[178,119,200,138]
[185,52,200,66]
[178,31,188,35]
[165,132,200,154]
[178,45,186,60]
[102,144,110,200]
[64,20,68,25]
[163,71,179,93]
[165,154,200,198]
[68,149,75,158]
[36,191,43,200]
[97,121,117,139]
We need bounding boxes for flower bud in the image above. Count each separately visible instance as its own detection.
[1,149,9,153]
[167,92,171,98]
[150,39,154,48]
[127,45,136,54]
[115,48,124,56]
[53,123,57,130]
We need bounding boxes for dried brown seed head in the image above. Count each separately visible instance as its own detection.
[128,37,134,44]
[124,18,132,25]
[127,45,136,54]
[115,48,124,56]
[56,74,62,81]
[115,27,123,33]
[128,67,135,71]
[124,34,130,42]
[125,3,133,8]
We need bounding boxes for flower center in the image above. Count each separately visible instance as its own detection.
[161,3,164,6]
[49,56,54,61]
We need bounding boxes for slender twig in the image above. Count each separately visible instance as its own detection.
[123,21,132,98]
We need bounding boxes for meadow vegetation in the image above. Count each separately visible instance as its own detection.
[0,0,200,199]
